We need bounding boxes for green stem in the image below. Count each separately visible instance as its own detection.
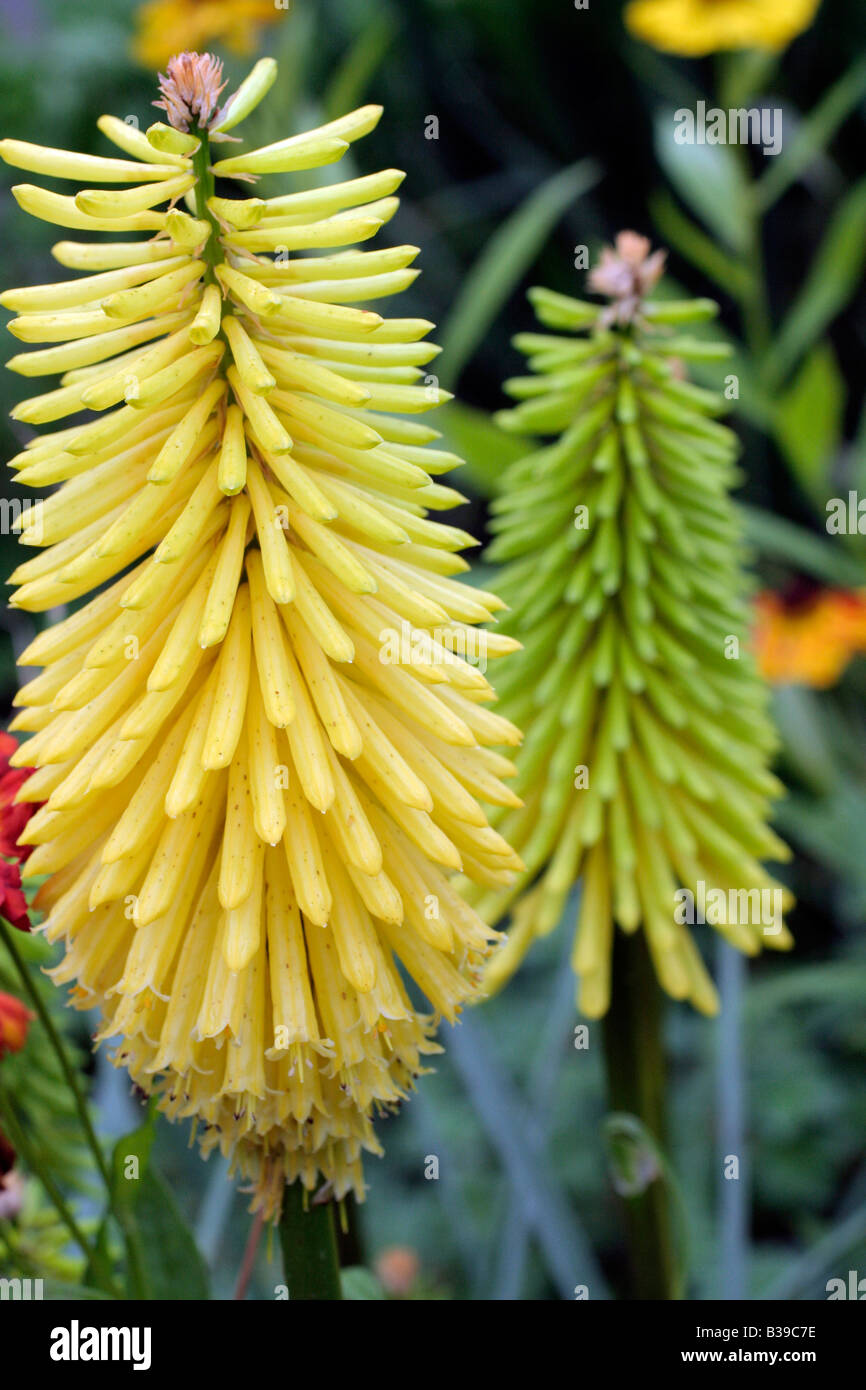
[0,915,111,1191]
[191,126,221,283]
[0,1082,96,1267]
[602,931,680,1300]
[336,1193,364,1269]
[278,1183,343,1301]
[712,53,773,367]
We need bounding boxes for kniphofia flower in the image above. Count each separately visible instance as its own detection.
[625,0,821,56]
[471,235,792,1018]
[0,53,521,1212]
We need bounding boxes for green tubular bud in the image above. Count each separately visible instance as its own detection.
[527,286,600,329]
[472,267,792,1018]
[649,373,730,417]
[648,336,733,363]
[641,297,719,324]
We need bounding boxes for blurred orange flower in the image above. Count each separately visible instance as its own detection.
[0,991,33,1060]
[754,586,866,688]
[132,0,284,71]
[625,0,821,56]
[375,1245,420,1296]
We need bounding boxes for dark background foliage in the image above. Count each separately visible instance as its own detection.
[1,0,865,1300]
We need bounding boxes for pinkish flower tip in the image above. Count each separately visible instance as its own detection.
[588,231,667,327]
[154,51,228,132]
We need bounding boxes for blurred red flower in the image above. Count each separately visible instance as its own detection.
[0,861,30,932]
[0,732,37,930]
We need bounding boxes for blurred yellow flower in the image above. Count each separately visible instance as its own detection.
[625,0,821,56]
[754,587,866,688]
[133,0,284,71]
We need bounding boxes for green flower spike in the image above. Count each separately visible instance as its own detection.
[472,232,794,1019]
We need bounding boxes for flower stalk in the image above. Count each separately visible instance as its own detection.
[602,931,680,1299]
[278,1183,343,1301]
[0,913,111,1191]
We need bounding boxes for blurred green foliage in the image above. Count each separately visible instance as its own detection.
[0,0,865,1300]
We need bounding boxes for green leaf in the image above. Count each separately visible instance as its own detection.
[852,399,866,499]
[739,505,866,587]
[766,178,866,387]
[439,400,524,499]
[436,159,600,388]
[650,190,753,299]
[340,1266,387,1300]
[111,1109,156,1207]
[762,1201,866,1301]
[446,1014,611,1299]
[41,1279,116,1301]
[773,343,845,510]
[653,109,749,253]
[755,56,866,212]
[109,1109,210,1300]
[771,685,839,795]
[130,1169,211,1301]
[322,12,398,121]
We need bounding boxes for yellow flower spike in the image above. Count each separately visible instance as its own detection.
[2,50,519,1214]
